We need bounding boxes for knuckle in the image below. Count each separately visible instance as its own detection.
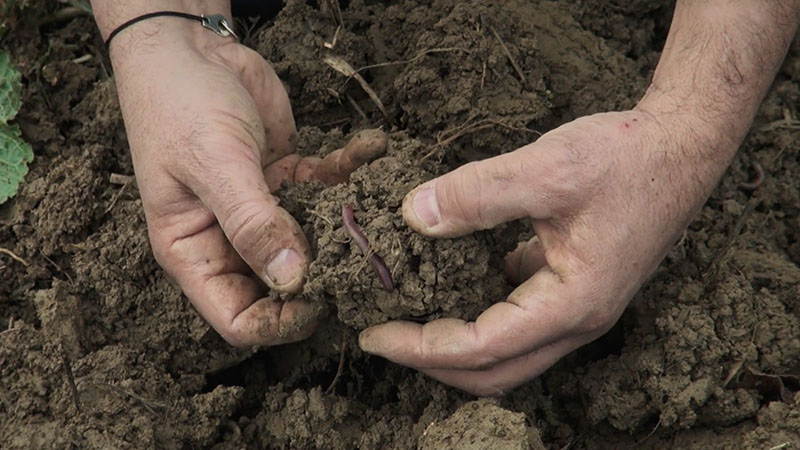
[521,140,601,213]
[443,162,490,227]
[177,126,262,189]
[205,119,264,166]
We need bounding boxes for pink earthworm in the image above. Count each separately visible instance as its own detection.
[341,204,395,292]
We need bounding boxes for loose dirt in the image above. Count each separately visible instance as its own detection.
[2,1,798,448]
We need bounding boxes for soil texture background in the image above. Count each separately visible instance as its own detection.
[2,0,799,448]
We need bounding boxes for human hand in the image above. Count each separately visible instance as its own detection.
[356,0,800,394]
[358,108,736,395]
[104,6,386,347]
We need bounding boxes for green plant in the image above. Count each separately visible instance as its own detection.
[0,51,33,204]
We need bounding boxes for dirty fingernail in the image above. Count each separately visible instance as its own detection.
[358,329,378,354]
[265,248,304,288]
[413,186,441,228]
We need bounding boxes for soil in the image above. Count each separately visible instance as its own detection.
[281,132,521,329]
[1,0,799,449]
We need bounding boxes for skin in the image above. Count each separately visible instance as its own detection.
[359,1,800,395]
[93,0,799,394]
[92,0,382,346]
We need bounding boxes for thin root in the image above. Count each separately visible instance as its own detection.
[324,25,342,49]
[346,247,374,290]
[105,182,129,214]
[307,208,335,228]
[324,333,348,395]
[346,94,369,122]
[86,381,165,416]
[40,250,74,284]
[348,47,472,79]
[420,118,540,163]
[61,347,82,413]
[488,23,526,83]
[0,248,29,267]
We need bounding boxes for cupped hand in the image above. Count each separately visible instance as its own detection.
[111,22,385,347]
[358,107,734,395]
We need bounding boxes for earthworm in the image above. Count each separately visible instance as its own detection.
[740,162,764,191]
[341,204,394,292]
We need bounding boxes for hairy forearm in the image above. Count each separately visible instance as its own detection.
[638,0,799,156]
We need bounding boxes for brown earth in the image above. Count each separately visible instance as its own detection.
[1,0,799,448]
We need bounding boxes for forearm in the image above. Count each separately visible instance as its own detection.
[637,0,799,157]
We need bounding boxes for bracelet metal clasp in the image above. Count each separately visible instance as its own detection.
[201,14,239,42]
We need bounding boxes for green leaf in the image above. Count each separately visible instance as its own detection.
[0,50,30,204]
[0,51,22,123]
[0,123,32,204]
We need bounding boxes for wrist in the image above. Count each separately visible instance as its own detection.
[634,86,743,165]
[91,0,232,60]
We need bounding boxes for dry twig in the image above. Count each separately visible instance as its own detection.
[703,195,760,287]
[488,24,526,83]
[346,94,369,122]
[105,182,129,214]
[109,173,135,186]
[61,348,82,413]
[324,55,389,122]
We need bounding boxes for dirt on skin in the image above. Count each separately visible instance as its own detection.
[2,0,800,449]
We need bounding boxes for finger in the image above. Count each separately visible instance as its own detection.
[222,45,298,165]
[263,154,320,192]
[504,236,547,286]
[155,216,320,347]
[314,129,388,184]
[187,158,311,293]
[196,274,320,347]
[263,129,388,189]
[420,338,581,397]
[359,267,584,370]
[402,148,551,238]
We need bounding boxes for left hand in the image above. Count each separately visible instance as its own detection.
[358,107,733,396]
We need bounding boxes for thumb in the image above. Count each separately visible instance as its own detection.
[191,161,311,294]
[403,150,551,238]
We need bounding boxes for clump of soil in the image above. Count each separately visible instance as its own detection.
[283,130,520,329]
[419,399,546,450]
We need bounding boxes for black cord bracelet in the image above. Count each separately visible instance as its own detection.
[105,11,239,50]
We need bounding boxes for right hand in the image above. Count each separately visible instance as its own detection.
[107,11,383,347]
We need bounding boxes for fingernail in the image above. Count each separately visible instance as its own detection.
[265,248,304,287]
[413,185,440,228]
[358,329,378,354]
